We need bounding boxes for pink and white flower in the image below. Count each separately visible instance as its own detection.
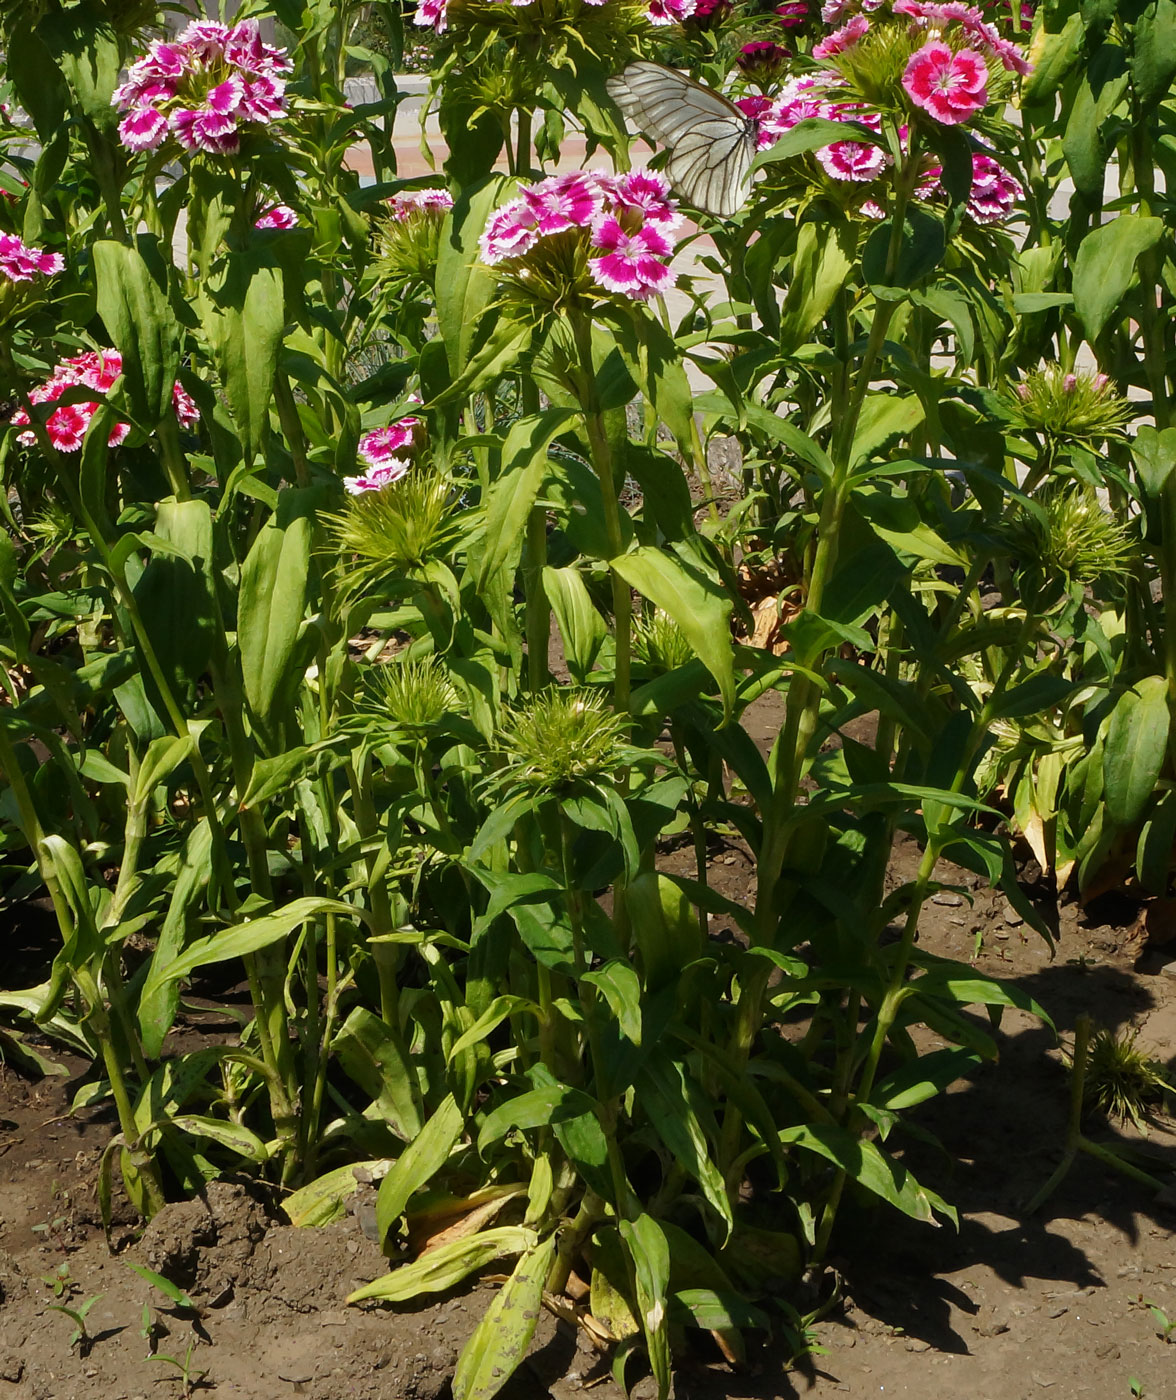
[359,418,422,468]
[387,188,455,222]
[894,0,1032,74]
[344,459,411,495]
[902,40,988,124]
[967,152,1022,223]
[414,0,448,30]
[647,0,697,23]
[522,172,606,235]
[255,204,298,230]
[818,139,888,181]
[0,232,64,283]
[588,220,675,300]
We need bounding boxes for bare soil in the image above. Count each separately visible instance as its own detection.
[1,838,1175,1400]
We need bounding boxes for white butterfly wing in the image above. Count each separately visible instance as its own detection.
[605,61,756,218]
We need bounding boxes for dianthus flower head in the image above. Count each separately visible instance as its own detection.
[359,417,423,468]
[966,152,1022,224]
[893,0,1031,73]
[813,13,870,58]
[738,40,791,83]
[255,203,298,230]
[647,0,697,23]
[0,232,64,283]
[688,0,733,27]
[414,0,448,30]
[818,138,889,181]
[777,1,810,25]
[387,188,454,222]
[343,459,411,495]
[480,170,680,304]
[113,19,291,156]
[902,39,988,123]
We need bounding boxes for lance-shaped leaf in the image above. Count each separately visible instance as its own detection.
[377,1094,465,1243]
[612,546,734,721]
[1103,675,1170,828]
[476,409,573,588]
[237,500,312,725]
[93,239,180,429]
[619,1216,672,1399]
[205,252,286,464]
[451,1233,557,1400]
[347,1227,536,1304]
[1073,214,1164,343]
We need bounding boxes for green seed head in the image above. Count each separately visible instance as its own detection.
[497,689,628,790]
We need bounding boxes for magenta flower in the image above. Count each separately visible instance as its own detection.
[344,459,410,495]
[736,95,779,150]
[0,232,64,283]
[818,139,888,182]
[589,220,675,301]
[903,41,988,124]
[359,418,422,468]
[480,198,541,265]
[776,2,809,26]
[813,14,869,57]
[118,106,168,151]
[613,170,681,228]
[966,152,1022,223]
[387,188,455,222]
[255,204,298,230]
[689,0,733,26]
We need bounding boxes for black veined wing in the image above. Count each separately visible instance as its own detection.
[605,61,757,219]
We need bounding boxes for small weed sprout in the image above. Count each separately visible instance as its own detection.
[1143,1299,1176,1343]
[48,1291,103,1356]
[150,1338,210,1397]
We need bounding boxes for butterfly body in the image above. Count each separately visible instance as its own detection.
[606,61,757,218]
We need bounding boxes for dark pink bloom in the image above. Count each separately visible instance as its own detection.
[172,107,240,153]
[689,0,733,25]
[613,170,680,227]
[813,13,869,57]
[903,40,988,124]
[776,2,809,26]
[893,0,1032,74]
[738,41,791,79]
[589,219,675,301]
[173,384,201,429]
[736,95,779,150]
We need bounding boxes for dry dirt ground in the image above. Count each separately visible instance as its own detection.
[1,841,1175,1400]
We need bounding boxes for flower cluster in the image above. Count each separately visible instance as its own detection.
[113,19,291,155]
[740,75,1021,225]
[10,351,199,453]
[346,412,424,495]
[0,232,63,283]
[480,169,681,303]
[738,41,792,85]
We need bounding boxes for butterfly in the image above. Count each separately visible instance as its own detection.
[605,61,758,219]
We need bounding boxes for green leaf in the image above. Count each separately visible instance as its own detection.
[778,221,857,355]
[862,207,945,293]
[1132,0,1176,109]
[237,503,312,725]
[543,565,606,682]
[451,1234,558,1400]
[476,1083,600,1155]
[1072,214,1164,342]
[636,1054,732,1241]
[755,116,880,171]
[376,1093,464,1244]
[138,896,364,1009]
[583,961,642,1044]
[437,176,511,377]
[93,239,180,429]
[334,1006,422,1141]
[168,1115,270,1162]
[1103,675,1170,827]
[205,252,286,463]
[778,1123,957,1227]
[123,1262,197,1310]
[611,547,734,721]
[619,1216,672,1400]
[871,1048,983,1112]
[347,1227,537,1305]
[476,409,573,588]
[282,1160,394,1228]
[671,1288,769,1333]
